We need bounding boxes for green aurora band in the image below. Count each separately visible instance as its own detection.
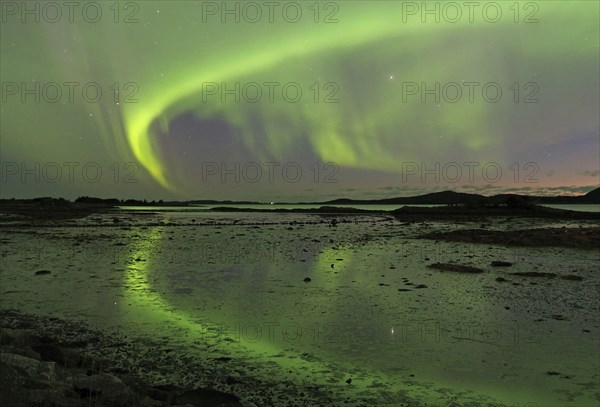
[121,2,598,192]
[1,1,598,196]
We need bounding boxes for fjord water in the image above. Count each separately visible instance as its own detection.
[120,204,600,213]
[540,204,600,212]
[117,204,447,212]
[1,211,598,406]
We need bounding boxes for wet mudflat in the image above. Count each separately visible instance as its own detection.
[1,210,598,406]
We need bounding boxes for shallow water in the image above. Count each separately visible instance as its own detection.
[118,204,446,212]
[1,212,598,406]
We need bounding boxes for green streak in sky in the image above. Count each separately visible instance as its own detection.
[124,6,437,190]
[1,1,597,196]
[118,2,598,192]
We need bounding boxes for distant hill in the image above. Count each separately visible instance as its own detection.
[323,191,487,205]
[499,187,600,205]
[320,188,600,205]
[2,188,598,207]
[581,187,600,202]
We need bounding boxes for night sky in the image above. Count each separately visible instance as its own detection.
[1,1,598,201]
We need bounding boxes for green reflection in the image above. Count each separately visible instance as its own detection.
[122,227,398,396]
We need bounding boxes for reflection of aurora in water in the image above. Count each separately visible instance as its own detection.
[122,226,406,401]
[120,225,597,406]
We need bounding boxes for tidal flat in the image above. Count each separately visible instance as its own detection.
[1,209,599,406]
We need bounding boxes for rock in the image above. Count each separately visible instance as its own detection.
[140,396,163,407]
[1,345,41,360]
[0,328,35,346]
[146,385,177,402]
[303,277,311,282]
[175,388,243,406]
[0,352,59,383]
[73,373,137,405]
[0,363,27,403]
[32,344,83,368]
[31,345,61,363]
[34,270,51,276]
[419,227,600,250]
[345,378,352,384]
[0,361,67,407]
[225,376,242,385]
[511,272,556,278]
[491,261,512,267]
[560,274,584,281]
[0,360,26,385]
[213,357,232,362]
[428,263,484,274]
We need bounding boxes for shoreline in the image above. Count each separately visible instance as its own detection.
[1,310,356,407]
[0,202,598,229]
[0,310,255,407]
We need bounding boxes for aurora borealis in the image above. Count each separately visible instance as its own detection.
[1,1,598,200]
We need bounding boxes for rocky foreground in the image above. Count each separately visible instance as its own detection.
[0,310,255,407]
